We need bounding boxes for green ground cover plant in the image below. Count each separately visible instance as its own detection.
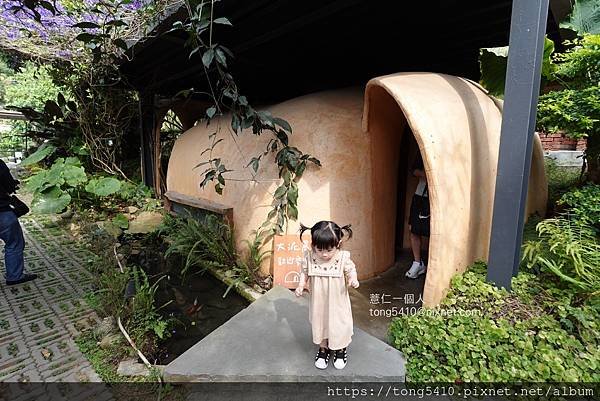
[389,262,600,382]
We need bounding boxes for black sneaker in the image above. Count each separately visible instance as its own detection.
[333,348,347,369]
[6,273,37,286]
[314,347,330,369]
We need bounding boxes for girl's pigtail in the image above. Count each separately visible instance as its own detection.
[341,224,353,241]
[299,223,311,242]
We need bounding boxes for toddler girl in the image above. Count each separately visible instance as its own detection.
[295,221,359,370]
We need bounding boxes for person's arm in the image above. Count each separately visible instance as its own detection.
[295,249,310,296]
[412,154,426,179]
[344,254,359,288]
[412,168,426,178]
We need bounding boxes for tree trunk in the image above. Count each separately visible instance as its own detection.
[586,134,600,184]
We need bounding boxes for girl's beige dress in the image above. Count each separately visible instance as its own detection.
[302,248,357,350]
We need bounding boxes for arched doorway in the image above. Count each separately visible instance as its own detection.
[364,72,547,306]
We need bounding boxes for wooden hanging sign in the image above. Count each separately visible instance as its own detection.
[272,235,308,288]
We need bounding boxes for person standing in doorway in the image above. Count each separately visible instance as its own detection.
[405,152,429,279]
[0,159,36,285]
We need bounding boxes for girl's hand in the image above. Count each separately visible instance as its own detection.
[349,279,359,288]
[295,286,304,297]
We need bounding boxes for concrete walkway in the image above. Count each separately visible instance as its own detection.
[0,215,112,399]
[165,285,406,382]
[351,254,426,342]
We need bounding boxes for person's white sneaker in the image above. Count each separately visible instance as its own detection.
[333,348,347,369]
[405,261,426,279]
[314,347,330,369]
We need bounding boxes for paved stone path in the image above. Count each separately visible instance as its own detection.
[0,215,113,399]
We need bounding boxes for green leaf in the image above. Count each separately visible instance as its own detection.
[20,144,56,166]
[213,17,232,26]
[57,93,66,107]
[113,213,129,229]
[44,100,62,118]
[152,320,168,339]
[32,187,71,214]
[105,20,128,28]
[541,37,556,80]
[113,38,128,51]
[288,204,298,220]
[287,185,299,204]
[295,161,306,177]
[206,106,217,119]
[64,157,82,167]
[47,163,66,187]
[25,170,49,193]
[560,0,600,35]
[72,22,101,29]
[75,33,97,43]
[231,114,241,132]
[252,158,260,173]
[39,1,56,14]
[274,185,287,199]
[308,157,321,167]
[480,37,555,97]
[273,117,292,133]
[479,47,508,97]
[62,165,87,187]
[215,48,227,67]
[202,49,215,68]
[85,177,122,197]
[283,171,291,185]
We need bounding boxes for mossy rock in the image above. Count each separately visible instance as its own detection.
[126,212,164,234]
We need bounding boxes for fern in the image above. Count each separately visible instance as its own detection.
[164,214,269,294]
[522,215,600,295]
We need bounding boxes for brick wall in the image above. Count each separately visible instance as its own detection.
[539,132,587,151]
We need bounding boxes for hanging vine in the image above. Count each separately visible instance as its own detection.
[174,0,321,238]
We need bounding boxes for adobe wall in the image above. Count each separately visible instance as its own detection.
[168,73,548,306]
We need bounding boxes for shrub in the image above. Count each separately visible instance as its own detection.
[24,154,128,214]
[522,216,600,294]
[163,214,267,294]
[389,263,600,382]
[558,184,600,229]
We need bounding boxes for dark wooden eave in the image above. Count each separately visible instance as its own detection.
[119,0,569,103]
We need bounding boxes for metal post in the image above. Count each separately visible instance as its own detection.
[487,0,550,289]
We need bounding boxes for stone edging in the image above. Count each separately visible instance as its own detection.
[203,266,264,303]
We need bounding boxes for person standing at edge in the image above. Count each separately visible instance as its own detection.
[295,221,359,370]
[405,152,430,279]
[0,159,36,285]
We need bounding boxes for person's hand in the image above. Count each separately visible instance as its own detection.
[295,286,304,297]
[349,278,359,288]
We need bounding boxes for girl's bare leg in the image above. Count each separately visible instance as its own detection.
[320,339,328,348]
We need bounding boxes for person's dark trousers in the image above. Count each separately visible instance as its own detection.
[0,210,25,282]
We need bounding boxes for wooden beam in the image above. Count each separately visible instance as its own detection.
[164,190,233,226]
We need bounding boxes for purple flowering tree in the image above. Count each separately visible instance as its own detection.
[0,0,150,60]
